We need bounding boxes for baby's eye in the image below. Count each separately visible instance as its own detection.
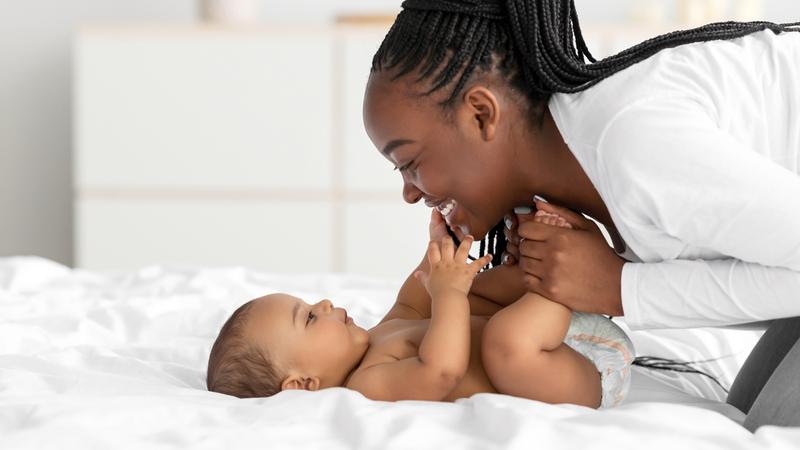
[306,311,315,324]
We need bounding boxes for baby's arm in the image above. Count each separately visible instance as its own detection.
[347,237,492,401]
[379,212,504,325]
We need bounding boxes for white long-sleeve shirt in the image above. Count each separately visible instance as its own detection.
[548,29,800,330]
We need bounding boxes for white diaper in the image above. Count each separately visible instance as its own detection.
[563,312,635,409]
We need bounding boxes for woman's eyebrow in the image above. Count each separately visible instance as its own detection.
[381,139,415,156]
[292,302,300,328]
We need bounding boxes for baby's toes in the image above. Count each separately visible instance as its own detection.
[556,217,573,229]
[534,210,573,229]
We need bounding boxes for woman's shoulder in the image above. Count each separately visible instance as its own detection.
[550,29,797,147]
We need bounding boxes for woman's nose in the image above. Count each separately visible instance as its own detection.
[402,181,423,204]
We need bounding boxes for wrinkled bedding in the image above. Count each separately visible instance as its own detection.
[2,256,799,449]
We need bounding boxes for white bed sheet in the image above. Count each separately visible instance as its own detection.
[1,256,799,449]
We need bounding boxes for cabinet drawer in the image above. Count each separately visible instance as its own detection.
[75,30,334,189]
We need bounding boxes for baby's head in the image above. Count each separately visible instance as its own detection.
[206,293,370,398]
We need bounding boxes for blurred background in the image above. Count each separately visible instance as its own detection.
[1,0,798,278]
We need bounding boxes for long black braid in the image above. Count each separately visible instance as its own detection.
[371,0,793,389]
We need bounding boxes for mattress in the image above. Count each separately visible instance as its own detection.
[1,256,799,449]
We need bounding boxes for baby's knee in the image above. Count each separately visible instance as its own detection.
[482,315,531,369]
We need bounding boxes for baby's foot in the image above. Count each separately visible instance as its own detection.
[534,210,573,229]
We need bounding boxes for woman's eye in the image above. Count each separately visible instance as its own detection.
[306,311,315,324]
[394,160,415,172]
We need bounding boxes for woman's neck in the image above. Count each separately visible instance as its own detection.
[516,107,613,227]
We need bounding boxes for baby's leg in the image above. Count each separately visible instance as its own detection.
[481,291,602,408]
[481,206,600,407]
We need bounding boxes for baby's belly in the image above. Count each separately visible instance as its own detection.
[442,316,498,402]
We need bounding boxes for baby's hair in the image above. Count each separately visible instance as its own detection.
[206,299,285,398]
[372,0,799,265]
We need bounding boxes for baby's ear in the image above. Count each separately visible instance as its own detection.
[281,375,320,392]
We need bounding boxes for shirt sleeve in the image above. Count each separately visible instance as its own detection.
[597,97,800,329]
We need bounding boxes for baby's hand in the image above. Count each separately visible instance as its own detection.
[415,235,493,299]
[427,208,450,242]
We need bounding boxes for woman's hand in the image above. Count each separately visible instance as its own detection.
[415,235,493,299]
[517,200,626,316]
[502,206,558,265]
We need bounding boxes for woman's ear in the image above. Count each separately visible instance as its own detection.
[463,86,500,141]
[281,374,321,391]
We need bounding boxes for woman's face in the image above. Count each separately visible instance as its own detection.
[363,72,521,241]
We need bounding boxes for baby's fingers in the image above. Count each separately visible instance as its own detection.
[440,235,455,260]
[455,235,474,262]
[413,270,429,285]
[470,254,493,273]
[426,240,441,264]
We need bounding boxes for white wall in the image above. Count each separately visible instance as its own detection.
[0,0,196,266]
[1,0,799,267]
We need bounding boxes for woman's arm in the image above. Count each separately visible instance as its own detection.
[599,98,800,328]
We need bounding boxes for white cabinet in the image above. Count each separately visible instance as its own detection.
[75,25,430,278]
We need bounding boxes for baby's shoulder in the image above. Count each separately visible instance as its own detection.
[344,351,399,391]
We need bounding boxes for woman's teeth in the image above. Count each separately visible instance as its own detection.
[436,200,456,219]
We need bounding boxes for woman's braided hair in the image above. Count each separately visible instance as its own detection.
[371,1,797,386]
[372,0,799,266]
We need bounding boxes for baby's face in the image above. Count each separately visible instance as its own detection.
[244,293,370,386]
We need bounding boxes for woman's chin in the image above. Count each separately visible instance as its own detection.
[444,204,491,242]
[449,222,476,242]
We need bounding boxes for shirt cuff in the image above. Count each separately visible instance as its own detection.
[620,262,645,330]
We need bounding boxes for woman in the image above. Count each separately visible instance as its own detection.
[361,0,800,431]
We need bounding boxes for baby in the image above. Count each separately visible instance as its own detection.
[206,208,633,408]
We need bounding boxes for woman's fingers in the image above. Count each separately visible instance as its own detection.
[518,220,562,241]
[518,239,546,260]
[502,251,517,265]
[518,254,546,277]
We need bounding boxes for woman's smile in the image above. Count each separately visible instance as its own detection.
[437,200,471,240]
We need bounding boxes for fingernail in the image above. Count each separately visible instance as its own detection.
[533,195,548,204]
[513,206,533,214]
[502,253,509,264]
[504,217,513,229]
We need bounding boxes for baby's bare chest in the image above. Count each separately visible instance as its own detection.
[360,316,497,400]
[364,316,487,359]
